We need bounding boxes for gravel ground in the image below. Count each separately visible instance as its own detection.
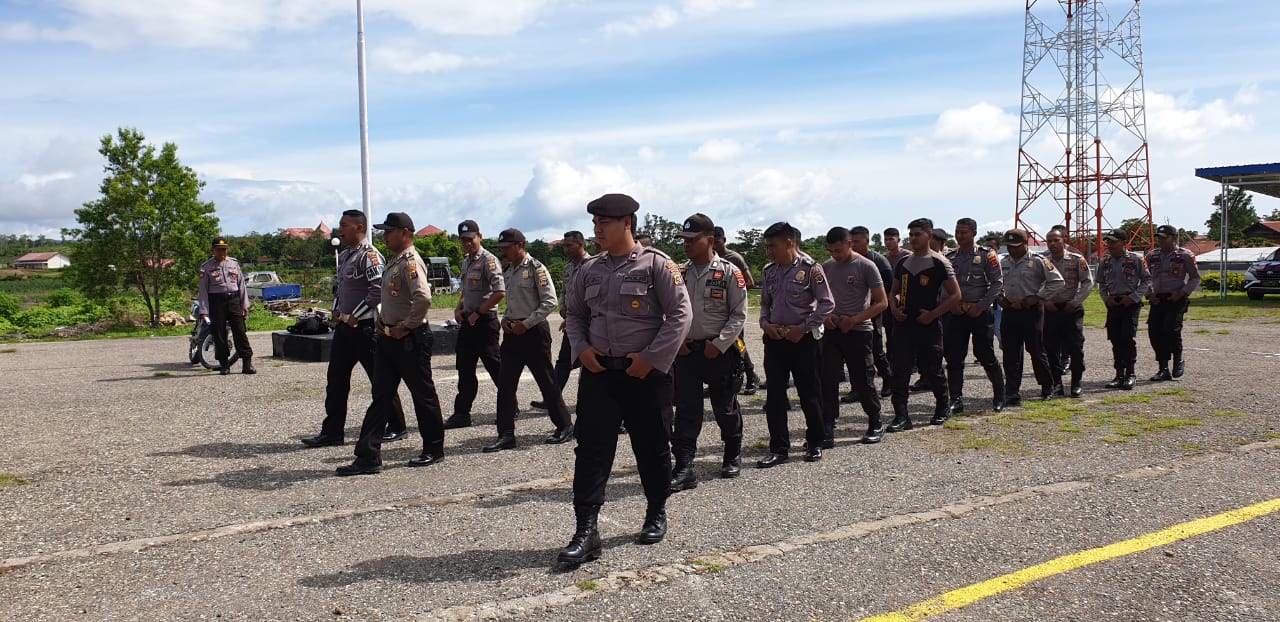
[0,310,1277,620]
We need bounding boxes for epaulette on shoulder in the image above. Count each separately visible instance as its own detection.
[641,246,671,260]
[798,254,817,265]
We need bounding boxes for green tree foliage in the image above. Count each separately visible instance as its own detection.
[638,213,687,261]
[729,228,766,278]
[62,128,219,327]
[1204,188,1259,244]
[414,233,464,273]
[0,291,19,319]
[1265,207,1280,221]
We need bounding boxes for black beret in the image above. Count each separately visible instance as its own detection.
[586,193,639,217]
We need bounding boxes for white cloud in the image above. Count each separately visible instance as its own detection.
[740,169,833,216]
[637,146,664,163]
[510,160,641,235]
[908,102,1017,158]
[682,0,756,19]
[371,46,496,74]
[602,5,682,36]
[1146,91,1252,145]
[17,172,75,190]
[689,138,759,164]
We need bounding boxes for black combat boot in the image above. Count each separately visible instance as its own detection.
[721,437,742,478]
[948,395,965,416]
[886,401,913,433]
[218,360,230,375]
[241,357,257,374]
[1120,366,1137,390]
[930,400,950,426]
[668,458,698,492]
[741,371,759,395]
[1069,370,1083,398]
[637,503,667,544]
[1052,376,1064,396]
[1172,357,1185,378]
[863,412,884,444]
[1149,365,1171,382]
[984,364,1005,412]
[556,507,602,565]
[1104,368,1125,389]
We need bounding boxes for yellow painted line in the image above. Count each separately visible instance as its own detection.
[860,497,1280,622]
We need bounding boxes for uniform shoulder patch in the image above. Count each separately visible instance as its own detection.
[536,265,550,286]
[811,264,825,284]
[366,250,382,266]
[486,256,499,272]
[734,267,747,289]
[663,260,684,286]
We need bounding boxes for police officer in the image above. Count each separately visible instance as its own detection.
[849,226,895,400]
[302,210,406,447]
[713,226,760,395]
[336,213,446,475]
[888,218,961,430]
[1042,228,1094,397]
[670,214,748,491]
[557,194,691,566]
[1145,225,1201,381]
[821,227,889,445]
[1097,229,1152,390]
[998,229,1064,404]
[757,222,835,466]
[487,228,574,452]
[533,230,589,410]
[197,236,254,375]
[443,220,505,429]
[943,218,1005,414]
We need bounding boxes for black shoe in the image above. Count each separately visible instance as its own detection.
[756,453,789,468]
[545,425,574,444]
[1104,373,1125,389]
[948,397,965,416]
[820,433,836,449]
[1005,393,1023,407]
[880,383,893,398]
[1052,383,1065,397]
[1120,374,1136,390]
[991,396,1005,412]
[482,434,517,453]
[557,512,602,566]
[720,457,741,478]
[803,447,822,462]
[637,509,667,544]
[301,434,343,447]
[886,414,913,433]
[242,359,257,374]
[381,429,408,442]
[863,424,884,444]
[335,462,380,476]
[1172,359,1185,378]
[669,465,698,492]
[741,375,758,396]
[407,451,444,467]
[219,364,230,376]
[1039,387,1054,401]
[909,378,929,393]
[930,403,950,426]
[442,415,472,430]
[530,400,547,410]
[841,392,860,404]
[1149,369,1172,382]
[1069,383,1083,398]
[617,422,628,435]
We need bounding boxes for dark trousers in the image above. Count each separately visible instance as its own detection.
[890,320,947,409]
[1000,305,1054,394]
[943,309,999,397]
[354,331,445,466]
[871,317,892,382]
[1044,306,1086,382]
[573,366,674,511]
[821,330,880,434]
[552,330,580,391]
[1147,296,1188,365]
[208,292,252,363]
[763,334,824,453]
[321,321,406,438]
[1105,303,1142,371]
[672,344,742,462]
[496,323,572,434]
[453,314,501,417]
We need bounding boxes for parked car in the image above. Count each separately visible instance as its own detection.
[244,271,302,303]
[1244,248,1280,300]
[426,257,460,295]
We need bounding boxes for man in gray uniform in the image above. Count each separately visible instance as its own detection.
[1097,229,1152,390]
[670,214,748,492]
[943,217,1005,415]
[821,227,889,445]
[1042,228,1094,397]
[999,229,1065,404]
[533,230,589,410]
[1145,224,1201,381]
[557,194,692,566]
[850,226,895,400]
[713,226,760,395]
[444,220,505,429]
[486,228,574,452]
[197,236,254,375]
[303,210,406,447]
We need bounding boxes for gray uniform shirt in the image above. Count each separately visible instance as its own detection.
[1096,251,1152,303]
[566,244,692,374]
[1000,252,1065,302]
[558,254,586,317]
[1145,248,1201,296]
[502,254,557,328]
[197,257,248,315]
[1043,250,1094,307]
[822,254,883,332]
[680,254,748,352]
[720,249,751,280]
[460,248,505,313]
[333,240,385,320]
[760,254,835,333]
[947,245,1003,309]
[379,247,432,329]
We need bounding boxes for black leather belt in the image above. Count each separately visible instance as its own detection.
[597,355,632,371]
[209,291,239,298]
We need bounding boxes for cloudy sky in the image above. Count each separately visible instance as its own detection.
[2,0,1277,242]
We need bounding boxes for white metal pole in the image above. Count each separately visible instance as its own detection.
[1220,181,1229,299]
[356,0,372,223]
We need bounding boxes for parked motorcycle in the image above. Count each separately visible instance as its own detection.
[188,300,239,370]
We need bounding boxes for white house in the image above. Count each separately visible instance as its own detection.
[14,251,71,270]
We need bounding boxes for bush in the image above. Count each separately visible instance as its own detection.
[1201,272,1245,292]
[0,291,18,319]
[45,288,86,308]
[0,316,17,336]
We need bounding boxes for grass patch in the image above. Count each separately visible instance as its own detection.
[1193,329,1211,334]
[153,371,173,378]
[1216,330,1232,335]
[1101,436,1130,444]
[1057,422,1084,433]
[1084,411,1120,427]
[1155,388,1189,396]
[1099,394,1154,405]
[751,439,768,450]
[0,347,15,353]
[0,473,31,487]
[575,580,599,591]
[1264,433,1280,440]
[942,420,971,430]
[1211,409,1247,419]
[693,556,727,573]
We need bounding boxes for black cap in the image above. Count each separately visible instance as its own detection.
[932,228,951,242]
[676,213,715,239]
[495,228,526,247]
[712,226,727,238]
[373,212,415,231]
[586,193,639,217]
[1155,224,1177,238]
[1003,229,1028,247]
[1102,228,1127,242]
[211,236,229,247]
[457,220,480,238]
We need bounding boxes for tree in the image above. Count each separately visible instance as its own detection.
[1204,188,1259,244]
[639,213,686,261]
[729,228,766,278]
[1266,207,1280,222]
[62,128,219,327]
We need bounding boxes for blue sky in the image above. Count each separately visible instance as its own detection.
[2,0,1277,242]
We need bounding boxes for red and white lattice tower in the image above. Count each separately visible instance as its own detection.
[1015,0,1153,257]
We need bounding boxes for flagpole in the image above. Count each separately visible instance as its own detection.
[356,0,372,222]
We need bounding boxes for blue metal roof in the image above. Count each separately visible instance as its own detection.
[1195,162,1280,198]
